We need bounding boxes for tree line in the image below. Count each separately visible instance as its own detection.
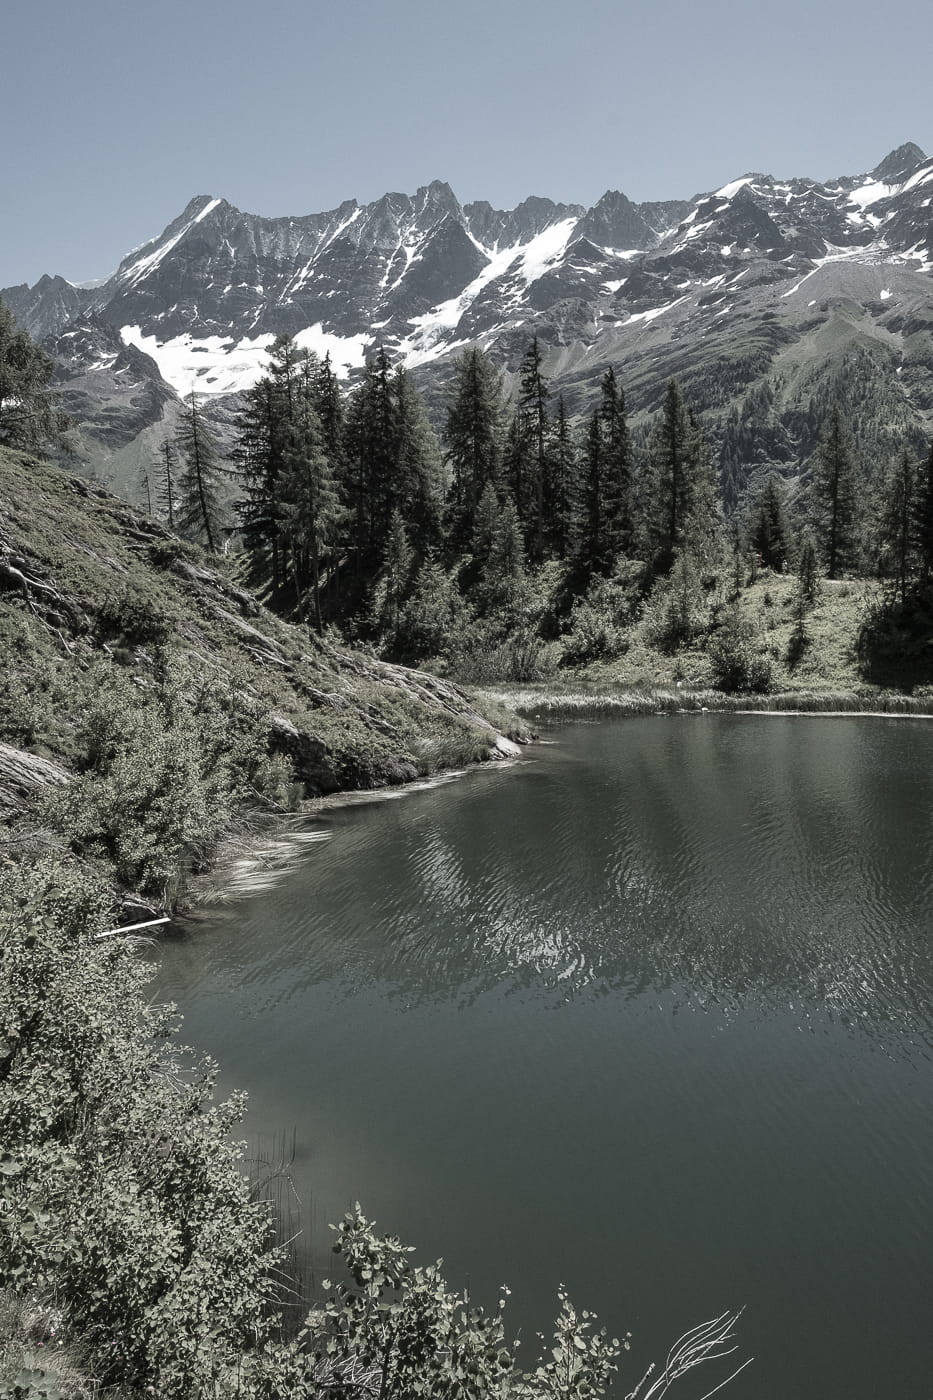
[3,289,931,674]
[161,333,933,674]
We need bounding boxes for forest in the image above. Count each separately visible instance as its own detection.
[160,330,933,692]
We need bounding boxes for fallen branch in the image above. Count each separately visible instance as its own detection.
[95,916,170,939]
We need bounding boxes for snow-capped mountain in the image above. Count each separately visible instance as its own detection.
[4,141,933,498]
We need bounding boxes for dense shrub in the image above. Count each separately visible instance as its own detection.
[0,861,278,1397]
[708,609,774,692]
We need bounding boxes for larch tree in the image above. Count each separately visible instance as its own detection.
[643,379,693,572]
[158,438,178,529]
[516,335,550,560]
[912,439,933,584]
[872,451,916,603]
[176,392,227,553]
[0,297,67,450]
[443,347,503,549]
[548,394,576,559]
[750,475,792,571]
[811,404,860,579]
[279,354,341,629]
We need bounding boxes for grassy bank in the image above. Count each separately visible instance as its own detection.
[481,682,933,723]
[0,446,528,910]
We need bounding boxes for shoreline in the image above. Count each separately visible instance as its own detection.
[186,747,527,911]
[182,684,932,913]
[477,683,933,722]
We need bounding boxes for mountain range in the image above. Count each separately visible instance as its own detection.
[4,141,933,504]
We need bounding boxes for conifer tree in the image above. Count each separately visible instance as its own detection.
[392,365,444,554]
[811,404,860,578]
[548,395,576,558]
[574,410,607,574]
[877,451,917,604]
[343,350,397,569]
[484,495,527,620]
[443,347,503,549]
[643,379,693,572]
[280,356,341,629]
[233,346,294,588]
[516,335,550,560]
[598,367,634,563]
[471,479,500,562]
[750,475,792,571]
[681,409,723,571]
[913,439,933,584]
[158,438,177,529]
[176,392,227,553]
[137,463,153,515]
[502,413,536,547]
[376,508,414,640]
[0,297,67,449]
[642,382,721,574]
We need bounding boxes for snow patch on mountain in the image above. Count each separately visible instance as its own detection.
[715,176,754,199]
[120,322,369,396]
[396,218,578,367]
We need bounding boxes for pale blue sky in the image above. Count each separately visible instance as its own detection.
[2,0,930,288]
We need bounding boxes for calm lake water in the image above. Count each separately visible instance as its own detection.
[152,715,933,1399]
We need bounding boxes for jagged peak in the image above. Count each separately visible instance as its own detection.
[588,188,638,212]
[871,142,927,182]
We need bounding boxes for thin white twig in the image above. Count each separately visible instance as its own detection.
[95,915,170,938]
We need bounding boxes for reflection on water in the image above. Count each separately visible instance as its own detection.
[153,716,933,1400]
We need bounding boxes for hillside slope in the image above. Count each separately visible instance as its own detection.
[0,447,523,896]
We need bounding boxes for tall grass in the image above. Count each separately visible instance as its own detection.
[480,685,933,721]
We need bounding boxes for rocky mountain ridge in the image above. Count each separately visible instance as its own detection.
[4,141,933,501]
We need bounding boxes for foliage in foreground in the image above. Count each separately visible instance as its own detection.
[0,863,747,1398]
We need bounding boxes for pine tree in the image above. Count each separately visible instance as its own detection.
[598,367,634,563]
[517,335,550,560]
[443,348,503,549]
[315,352,345,478]
[392,365,444,554]
[279,356,341,629]
[877,451,916,604]
[176,393,227,553]
[502,413,535,548]
[343,350,397,570]
[158,438,178,529]
[0,297,68,450]
[137,463,153,515]
[548,395,576,558]
[811,404,860,579]
[484,495,527,621]
[913,439,933,584]
[471,479,500,562]
[643,380,693,572]
[750,475,792,571]
[376,508,414,640]
[642,382,721,574]
[234,362,289,587]
[681,410,723,571]
[573,410,607,574]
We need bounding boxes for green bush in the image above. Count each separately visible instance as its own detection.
[708,610,774,693]
[0,861,278,1397]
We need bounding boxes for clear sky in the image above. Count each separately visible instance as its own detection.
[2,0,930,289]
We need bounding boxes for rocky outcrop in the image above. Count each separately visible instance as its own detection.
[0,742,69,817]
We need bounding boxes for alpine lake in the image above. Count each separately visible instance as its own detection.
[151,712,933,1399]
